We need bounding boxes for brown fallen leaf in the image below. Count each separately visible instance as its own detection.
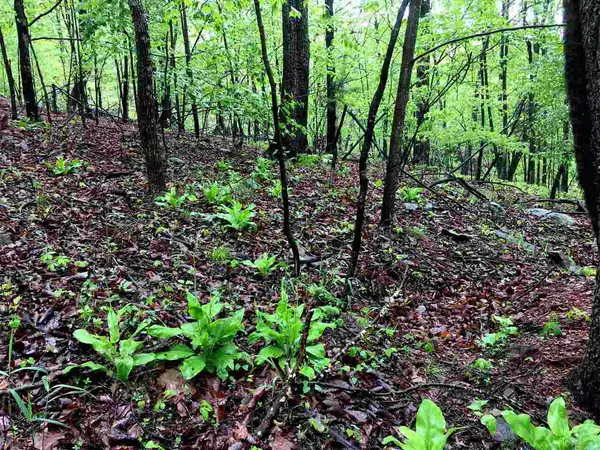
[33,431,64,450]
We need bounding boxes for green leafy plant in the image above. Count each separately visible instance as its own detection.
[68,307,155,381]
[45,156,83,175]
[481,397,600,449]
[542,313,562,337]
[40,246,71,271]
[479,315,518,353]
[216,160,232,171]
[215,201,257,231]
[382,399,456,449]
[243,253,282,276]
[248,283,334,379]
[295,154,321,167]
[148,292,245,380]
[399,186,424,202]
[566,307,590,322]
[202,181,232,205]
[253,157,273,181]
[269,179,283,199]
[155,186,197,209]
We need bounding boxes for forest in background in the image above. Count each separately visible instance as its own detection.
[2,0,600,448]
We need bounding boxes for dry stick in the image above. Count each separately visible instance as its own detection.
[253,0,301,277]
[330,104,347,185]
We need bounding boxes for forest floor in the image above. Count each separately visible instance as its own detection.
[0,97,597,450]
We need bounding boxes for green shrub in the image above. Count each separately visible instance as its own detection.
[68,307,155,381]
[202,181,232,205]
[215,201,257,231]
[481,397,600,449]
[155,186,197,209]
[382,399,456,449]
[243,253,282,276]
[45,156,83,175]
[248,283,334,379]
[148,292,245,380]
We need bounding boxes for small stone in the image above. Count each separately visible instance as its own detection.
[416,305,427,315]
[403,202,419,211]
[0,233,12,246]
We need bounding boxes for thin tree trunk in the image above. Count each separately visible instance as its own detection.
[412,0,430,165]
[29,42,51,123]
[253,0,301,276]
[325,0,336,158]
[122,56,129,121]
[14,0,39,120]
[0,27,18,119]
[181,0,200,138]
[128,0,167,195]
[348,0,410,277]
[380,0,422,226]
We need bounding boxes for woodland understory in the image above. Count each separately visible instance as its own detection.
[0,97,597,449]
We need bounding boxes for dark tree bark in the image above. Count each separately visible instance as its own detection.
[253,0,301,276]
[348,0,410,277]
[325,0,336,157]
[412,0,430,165]
[497,0,509,179]
[181,0,200,138]
[380,0,422,227]
[281,0,310,156]
[128,0,167,195]
[0,27,18,119]
[14,0,39,120]
[563,0,600,410]
[122,56,129,121]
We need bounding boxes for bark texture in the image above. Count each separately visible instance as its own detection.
[380,0,422,226]
[128,0,167,195]
[281,0,310,156]
[0,27,18,119]
[14,0,39,120]
[563,0,600,411]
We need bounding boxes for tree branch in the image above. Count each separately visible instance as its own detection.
[29,0,64,28]
[413,23,566,64]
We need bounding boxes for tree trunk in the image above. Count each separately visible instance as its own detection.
[122,56,129,121]
[550,164,565,199]
[325,0,336,159]
[180,0,200,138]
[0,27,18,119]
[380,0,422,227]
[563,0,600,411]
[412,0,430,165]
[348,0,410,277]
[253,0,301,276]
[281,0,310,156]
[497,0,509,179]
[128,0,167,195]
[14,0,38,120]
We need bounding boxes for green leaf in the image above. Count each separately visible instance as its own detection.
[307,321,334,342]
[155,344,196,361]
[107,308,120,343]
[147,325,183,339]
[73,329,112,354]
[181,355,206,379]
[115,356,134,381]
[299,365,316,379]
[481,414,497,435]
[63,361,108,375]
[133,353,156,366]
[119,338,143,357]
[256,345,284,364]
[547,397,570,440]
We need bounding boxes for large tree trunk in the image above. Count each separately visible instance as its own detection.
[348,0,410,277]
[497,0,509,179]
[0,27,18,119]
[14,0,38,120]
[380,0,422,227]
[563,0,600,410]
[128,0,167,195]
[281,0,309,156]
[325,0,336,157]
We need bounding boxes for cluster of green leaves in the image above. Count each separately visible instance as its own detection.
[479,315,518,353]
[68,307,155,381]
[383,399,456,449]
[155,186,197,209]
[248,283,334,380]
[243,253,282,276]
[253,157,273,181]
[202,181,232,205]
[148,292,246,380]
[40,246,71,271]
[45,157,83,176]
[215,201,257,231]
[481,397,600,449]
[399,187,424,202]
